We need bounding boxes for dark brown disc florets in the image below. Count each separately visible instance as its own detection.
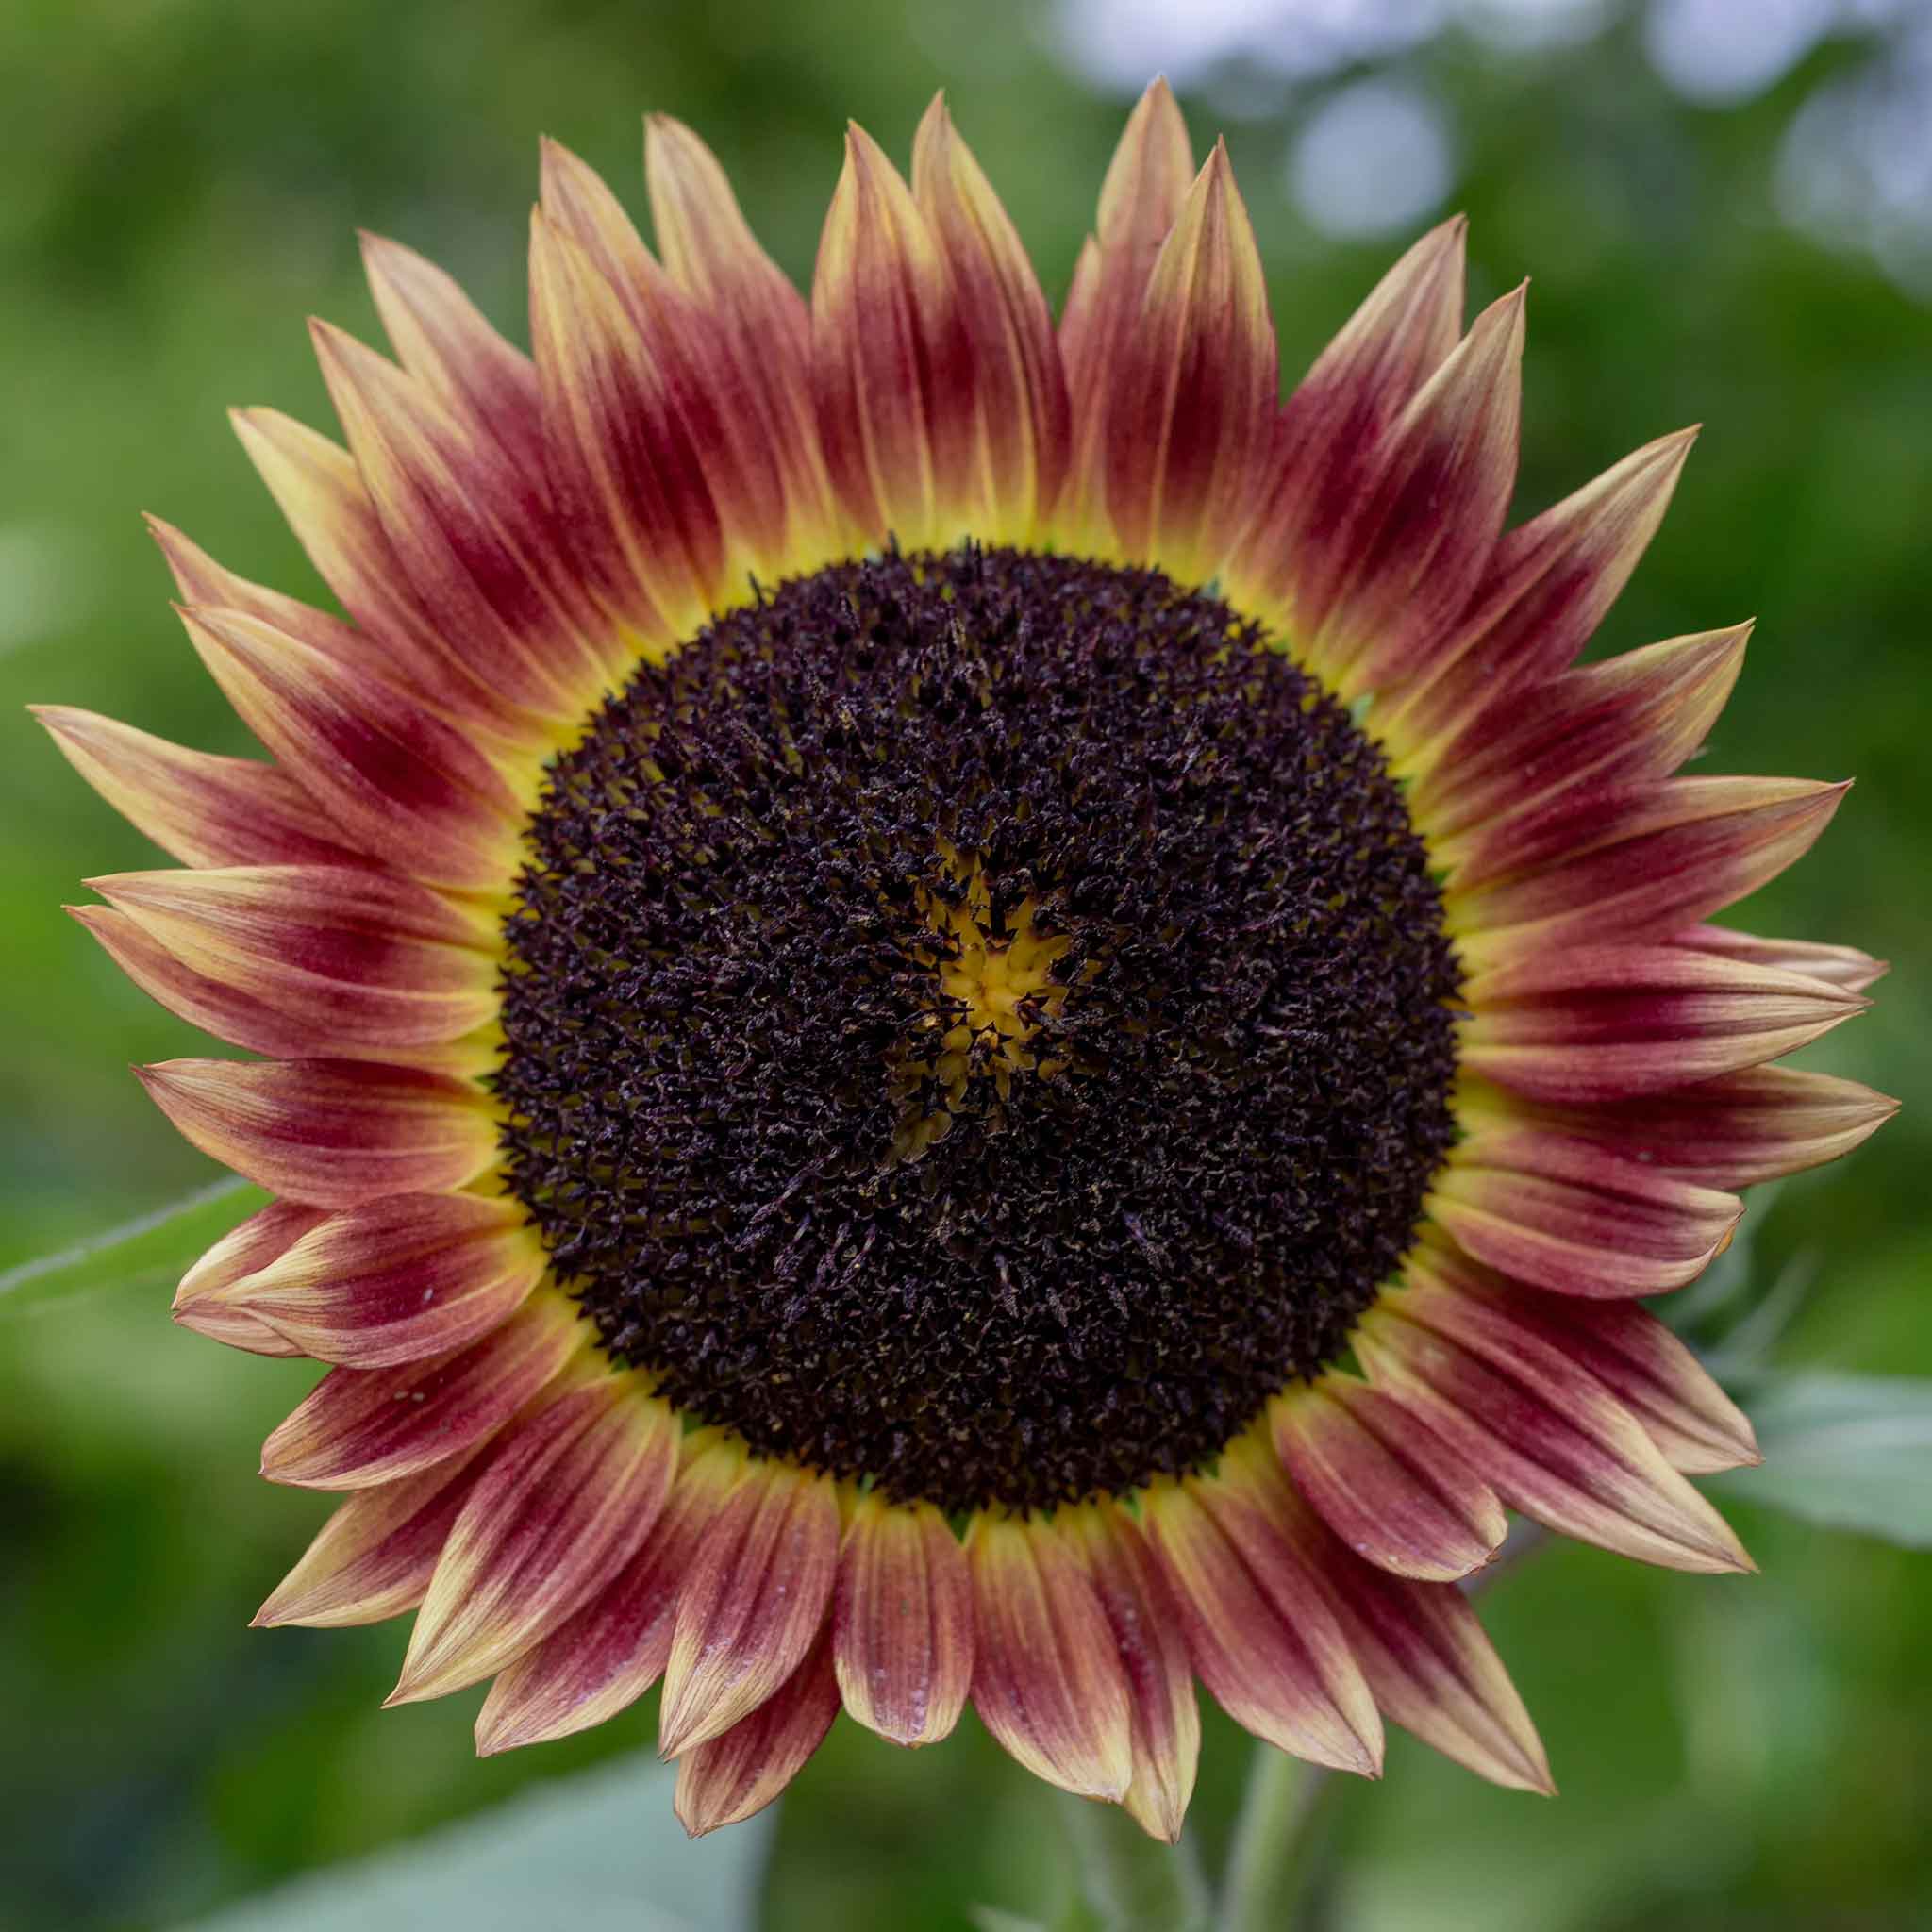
[494,547,1461,1514]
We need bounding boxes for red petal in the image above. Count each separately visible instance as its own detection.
[1227,216,1465,623]
[176,604,526,893]
[1060,1503,1201,1842]
[310,321,622,715]
[174,1198,325,1357]
[389,1377,678,1704]
[1143,1442,1382,1776]
[1460,942,1866,1105]
[86,865,498,1063]
[254,1447,491,1628]
[530,167,728,626]
[135,1058,497,1209]
[360,231,547,483]
[1291,1490,1553,1794]
[1270,1376,1507,1582]
[1289,286,1525,696]
[911,94,1072,541]
[1357,1268,1752,1573]
[1102,141,1274,579]
[832,1490,973,1748]
[1452,776,1849,960]
[968,1514,1135,1801]
[260,1294,581,1489]
[1674,923,1887,994]
[1411,624,1749,857]
[214,1191,544,1369]
[674,1630,841,1838]
[475,1435,741,1755]
[1524,1064,1897,1190]
[1059,78,1194,551]
[644,114,839,558]
[810,124,975,552]
[1429,1122,1742,1298]
[32,705,356,872]
[658,1458,841,1757]
[1378,427,1698,747]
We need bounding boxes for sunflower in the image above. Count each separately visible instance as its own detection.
[39,80,1893,1840]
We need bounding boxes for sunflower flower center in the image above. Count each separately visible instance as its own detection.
[494,547,1462,1514]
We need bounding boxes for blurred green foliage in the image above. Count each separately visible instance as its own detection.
[1,2,1927,1927]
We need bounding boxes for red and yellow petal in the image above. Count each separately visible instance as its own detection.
[1060,1503,1201,1842]
[260,1296,581,1490]
[1270,1376,1507,1583]
[674,1630,842,1838]
[1225,215,1466,625]
[910,95,1072,544]
[1529,1064,1897,1191]
[831,1489,973,1749]
[658,1455,841,1757]
[1459,943,1866,1106]
[136,1058,498,1209]
[176,605,529,892]
[1101,141,1274,582]
[1058,78,1195,553]
[811,125,975,554]
[173,1198,326,1357]
[32,706,359,874]
[1143,1441,1383,1777]
[389,1374,677,1704]
[474,1432,741,1756]
[968,1513,1135,1802]
[1357,1268,1752,1574]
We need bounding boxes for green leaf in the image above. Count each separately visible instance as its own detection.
[1716,1372,1932,1548]
[190,1753,773,1931]
[0,1177,261,1319]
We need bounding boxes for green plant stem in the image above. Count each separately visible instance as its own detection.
[1219,1746,1326,1932]
[1054,1792,1210,1932]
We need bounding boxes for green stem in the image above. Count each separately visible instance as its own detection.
[1054,1792,1211,1932]
[1218,1747,1326,1932]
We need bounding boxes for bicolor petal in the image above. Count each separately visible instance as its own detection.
[832,1489,973,1748]
[911,94,1071,542]
[1430,1122,1742,1298]
[1271,1376,1507,1582]
[1060,1503,1201,1842]
[135,1058,498,1209]
[1058,77,1194,549]
[1674,923,1888,994]
[176,604,528,892]
[1101,142,1275,580]
[31,705,358,873]
[811,124,975,552]
[173,1198,325,1357]
[1459,943,1866,1105]
[260,1295,582,1489]
[1526,1065,1897,1191]
[968,1514,1135,1802]
[1357,1271,1753,1574]
[390,1376,678,1704]
[1142,1443,1383,1776]
[475,1434,741,1756]
[658,1457,841,1757]
[674,1631,842,1838]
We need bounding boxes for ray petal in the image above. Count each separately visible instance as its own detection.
[1270,1376,1507,1582]
[173,1198,327,1357]
[832,1489,973,1749]
[658,1458,841,1757]
[260,1296,582,1490]
[968,1513,1135,1801]
[135,1058,498,1209]
[389,1377,678,1704]
[674,1630,841,1838]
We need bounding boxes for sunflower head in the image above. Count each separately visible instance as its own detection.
[40,78,1893,1840]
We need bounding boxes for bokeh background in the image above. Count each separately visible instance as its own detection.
[3,1,1929,1926]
